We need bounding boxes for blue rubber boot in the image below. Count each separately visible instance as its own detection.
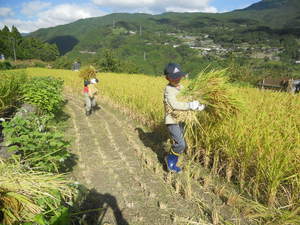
[165,154,182,173]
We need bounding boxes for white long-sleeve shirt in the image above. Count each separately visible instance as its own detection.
[163,84,190,124]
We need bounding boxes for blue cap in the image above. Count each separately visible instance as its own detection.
[164,63,186,80]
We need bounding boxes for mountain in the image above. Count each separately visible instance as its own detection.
[227,0,300,29]
[27,0,300,68]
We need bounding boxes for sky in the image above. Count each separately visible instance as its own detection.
[0,0,261,33]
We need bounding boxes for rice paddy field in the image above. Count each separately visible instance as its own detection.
[17,68,300,222]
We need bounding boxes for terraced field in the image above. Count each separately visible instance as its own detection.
[65,93,241,225]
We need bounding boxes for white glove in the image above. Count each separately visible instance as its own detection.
[189,101,199,110]
[197,104,205,111]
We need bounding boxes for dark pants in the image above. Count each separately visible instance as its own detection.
[167,123,186,155]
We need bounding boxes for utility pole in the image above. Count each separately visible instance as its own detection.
[8,37,16,61]
[143,51,146,61]
[12,37,16,61]
[139,24,142,36]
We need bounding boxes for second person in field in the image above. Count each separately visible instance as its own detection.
[84,78,99,116]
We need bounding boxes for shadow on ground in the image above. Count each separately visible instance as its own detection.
[135,122,169,171]
[72,188,128,225]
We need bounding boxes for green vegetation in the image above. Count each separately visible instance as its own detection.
[0,61,13,70]
[2,114,71,172]
[21,76,64,115]
[0,71,27,117]
[0,71,76,224]
[0,26,59,63]
[226,0,300,29]
[11,59,49,69]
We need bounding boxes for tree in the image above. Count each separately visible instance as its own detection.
[0,26,12,59]
[280,36,299,63]
[0,24,59,62]
[2,26,10,34]
[99,49,120,72]
[176,45,197,64]
[11,26,22,40]
[39,43,59,61]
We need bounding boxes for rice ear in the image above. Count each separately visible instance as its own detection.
[181,69,244,121]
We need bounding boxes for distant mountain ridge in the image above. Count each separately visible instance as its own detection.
[244,0,292,11]
[230,0,300,28]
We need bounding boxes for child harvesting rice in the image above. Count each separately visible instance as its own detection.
[84,78,99,116]
[79,67,100,116]
[163,63,205,173]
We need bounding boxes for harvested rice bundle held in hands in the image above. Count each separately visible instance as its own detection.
[181,69,244,120]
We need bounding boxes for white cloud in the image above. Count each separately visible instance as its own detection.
[92,0,217,13]
[21,0,52,16]
[38,4,104,24]
[1,4,107,33]
[0,18,39,33]
[0,7,14,17]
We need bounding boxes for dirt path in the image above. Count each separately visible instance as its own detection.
[65,94,212,225]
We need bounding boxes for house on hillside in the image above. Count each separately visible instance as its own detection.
[79,51,96,55]
[128,30,136,35]
[257,77,300,94]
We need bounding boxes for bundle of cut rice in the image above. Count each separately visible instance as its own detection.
[179,69,244,121]
[0,159,75,225]
[79,66,97,80]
